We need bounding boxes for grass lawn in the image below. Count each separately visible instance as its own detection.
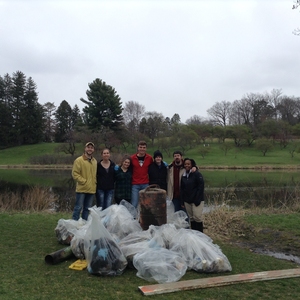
[1,142,300,168]
[1,212,300,300]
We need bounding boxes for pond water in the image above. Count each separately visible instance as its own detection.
[1,168,300,211]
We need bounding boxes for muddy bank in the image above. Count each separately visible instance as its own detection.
[231,227,300,265]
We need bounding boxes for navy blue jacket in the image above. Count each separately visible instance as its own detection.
[148,162,168,191]
[180,170,204,206]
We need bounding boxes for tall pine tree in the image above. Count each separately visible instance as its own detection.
[55,100,73,142]
[81,78,123,133]
[0,71,44,146]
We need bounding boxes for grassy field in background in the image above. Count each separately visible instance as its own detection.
[1,212,300,300]
[0,143,61,165]
[0,142,300,168]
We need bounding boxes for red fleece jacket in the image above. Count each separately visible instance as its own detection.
[130,153,153,185]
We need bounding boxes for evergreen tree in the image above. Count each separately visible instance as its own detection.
[71,104,83,128]
[11,71,26,145]
[81,78,123,132]
[21,77,45,144]
[55,100,73,142]
[0,71,44,146]
[0,74,14,147]
[43,102,56,142]
[0,102,12,147]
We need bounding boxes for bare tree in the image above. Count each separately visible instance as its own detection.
[139,111,165,146]
[229,100,244,125]
[207,100,231,126]
[264,89,282,120]
[277,96,300,125]
[293,0,300,35]
[186,114,206,125]
[122,101,145,129]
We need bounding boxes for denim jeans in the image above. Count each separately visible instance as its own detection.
[173,198,189,223]
[131,184,149,208]
[172,198,188,213]
[72,193,94,221]
[96,189,114,210]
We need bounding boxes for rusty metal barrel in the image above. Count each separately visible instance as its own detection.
[139,184,167,230]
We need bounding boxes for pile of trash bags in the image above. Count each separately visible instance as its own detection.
[54,200,232,283]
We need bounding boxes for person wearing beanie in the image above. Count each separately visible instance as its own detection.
[148,150,168,191]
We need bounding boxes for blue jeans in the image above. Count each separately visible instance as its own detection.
[96,189,114,210]
[131,184,149,208]
[72,193,94,221]
[172,198,186,213]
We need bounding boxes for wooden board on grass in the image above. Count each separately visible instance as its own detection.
[139,268,300,296]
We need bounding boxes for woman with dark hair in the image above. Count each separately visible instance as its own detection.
[180,158,205,232]
[114,155,132,204]
[96,148,115,209]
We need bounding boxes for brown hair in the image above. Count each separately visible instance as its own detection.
[137,140,147,147]
[101,148,110,155]
[119,155,131,167]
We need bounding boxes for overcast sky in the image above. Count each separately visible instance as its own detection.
[1,0,299,123]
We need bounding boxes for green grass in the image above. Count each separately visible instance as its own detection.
[184,143,300,168]
[245,213,300,234]
[1,142,300,168]
[1,212,300,300]
[0,143,62,165]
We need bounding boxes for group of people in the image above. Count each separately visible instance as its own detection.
[71,140,205,232]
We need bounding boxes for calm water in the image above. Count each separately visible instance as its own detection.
[1,168,300,210]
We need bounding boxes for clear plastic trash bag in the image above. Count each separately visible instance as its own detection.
[84,210,127,276]
[55,218,87,245]
[133,248,187,283]
[169,228,232,273]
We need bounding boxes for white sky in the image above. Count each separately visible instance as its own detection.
[1,0,299,123]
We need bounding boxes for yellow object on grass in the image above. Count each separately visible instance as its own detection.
[69,259,87,271]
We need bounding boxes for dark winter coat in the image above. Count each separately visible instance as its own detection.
[180,170,204,206]
[96,159,115,190]
[148,162,168,191]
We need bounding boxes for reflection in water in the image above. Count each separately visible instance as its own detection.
[0,169,77,211]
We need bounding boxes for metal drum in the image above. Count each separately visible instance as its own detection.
[139,184,167,230]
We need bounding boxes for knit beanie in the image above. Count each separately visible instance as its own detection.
[153,150,163,160]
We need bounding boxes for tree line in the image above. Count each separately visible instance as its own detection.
[1,71,300,155]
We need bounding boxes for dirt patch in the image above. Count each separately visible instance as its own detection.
[204,208,300,264]
[232,227,300,260]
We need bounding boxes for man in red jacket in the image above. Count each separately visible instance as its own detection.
[130,140,153,208]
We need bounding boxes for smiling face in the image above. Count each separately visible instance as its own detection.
[122,158,131,169]
[184,159,192,172]
[85,145,94,157]
[101,149,110,160]
[137,144,147,157]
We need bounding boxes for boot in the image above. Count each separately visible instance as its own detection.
[190,221,197,230]
[193,221,203,233]
[198,222,204,233]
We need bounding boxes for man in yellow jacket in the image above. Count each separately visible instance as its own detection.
[72,142,97,221]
